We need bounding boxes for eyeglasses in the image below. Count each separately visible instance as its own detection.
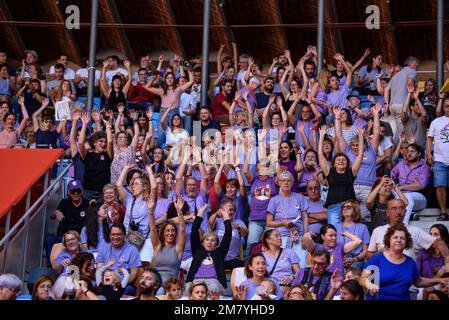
[64,237,77,243]
[70,189,82,194]
[388,206,406,213]
[342,205,353,210]
[307,186,320,190]
[133,182,144,186]
[311,260,327,267]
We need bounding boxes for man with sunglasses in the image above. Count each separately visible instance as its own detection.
[367,199,449,263]
[45,179,89,267]
[290,248,335,300]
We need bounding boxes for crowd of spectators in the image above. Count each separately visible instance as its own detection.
[1,45,449,301]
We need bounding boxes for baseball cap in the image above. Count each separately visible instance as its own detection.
[67,179,82,191]
[346,90,361,101]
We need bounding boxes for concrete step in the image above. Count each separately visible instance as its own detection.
[409,219,449,232]
[415,208,441,217]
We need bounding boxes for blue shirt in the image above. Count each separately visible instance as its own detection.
[364,252,419,300]
[96,242,142,271]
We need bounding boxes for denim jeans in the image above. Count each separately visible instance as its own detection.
[327,203,342,226]
[245,221,266,257]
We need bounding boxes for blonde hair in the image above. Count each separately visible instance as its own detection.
[340,199,362,222]
[317,68,331,92]
[62,230,82,252]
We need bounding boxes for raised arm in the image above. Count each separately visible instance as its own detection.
[232,42,238,71]
[287,97,301,126]
[318,125,331,176]
[122,60,132,96]
[243,145,254,184]
[351,48,370,72]
[69,112,81,158]
[180,68,194,92]
[16,97,29,137]
[103,116,114,159]
[159,105,173,131]
[214,162,225,196]
[334,53,353,88]
[351,127,365,175]
[228,100,237,126]
[78,112,90,159]
[436,92,446,118]
[131,113,140,152]
[333,107,347,153]
[100,60,111,97]
[116,164,136,201]
[217,44,225,75]
[370,104,381,151]
[146,164,160,250]
[262,95,275,129]
[173,196,186,259]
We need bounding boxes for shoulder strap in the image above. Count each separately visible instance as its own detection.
[268,249,283,276]
[130,197,137,222]
[301,267,311,285]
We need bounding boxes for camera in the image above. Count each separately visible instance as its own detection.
[130,220,139,231]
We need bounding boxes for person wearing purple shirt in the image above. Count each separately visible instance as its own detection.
[303,224,362,274]
[335,200,370,269]
[175,159,210,262]
[310,69,330,117]
[327,54,353,121]
[297,149,320,193]
[267,171,309,249]
[416,224,449,278]
[262,229,300,289]
[278,140,302,192]
[390,143,431,224]
[335,104,381,224]
[244,153,278,256]
[96,224,141,288]
[209,199,248,269]
[214,160,247,221]
[234,254,283,300]
[305,179,327,236]
[287,100,321,150]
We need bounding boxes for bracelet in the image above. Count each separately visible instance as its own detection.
[84,289,90,296]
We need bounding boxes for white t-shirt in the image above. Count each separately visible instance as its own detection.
[105,68,129,86]
[428,116,449,165]
[179,92,196,117]
[165,127,189,146]
[49,65,76,80]
[377,136,393,157]
[237,69,248,86]
[368,224,435,260]
[75,68,101,88]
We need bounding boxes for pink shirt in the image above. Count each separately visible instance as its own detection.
[160,87,183,110]
[0,129,18,148]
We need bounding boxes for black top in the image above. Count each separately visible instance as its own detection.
[82,151,112,192]
[107,89,126,113]
[370,200,390,230]
[324,167,356,208]
[56,198,89,236]
[36,129,58,148]
[201,120,221,148]
[186,216,232,288]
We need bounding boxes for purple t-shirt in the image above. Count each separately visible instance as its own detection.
[346,145,377,186]
[96,242,142,271]
[314,88,328,116]
[327,85,350,109]
[240,278,283,300]
[215,217,246,261]
[54,251,78,273]
[194,257,217,279]
[315,243,345,273]
[298,166,320,189]
[249,177,278,221]
[294,120,316,150]
[264,249,300,283]
[416,251,445,278]
[307,199,326,235]
[267,193,308,236]
[219,192,246,221]
[335,222,370,255]
[154,198,171,221]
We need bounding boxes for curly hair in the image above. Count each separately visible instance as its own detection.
[383,223,413,249]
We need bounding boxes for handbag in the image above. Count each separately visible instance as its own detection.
[127,198,146,249]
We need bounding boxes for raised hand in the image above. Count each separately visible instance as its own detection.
[318,125,328,137]
[284,49,291,60]
[439,91,447,99]
[124,59,131,69]
[297,121,305,133]
[174,197,185,214]
[330,268,342,291]
[364,48,371,58]
[81,112,91,125]
[248,57,255,67]
[197,203,208,218]
[18,95,25,105]
[333,53,343,62]
[72,111,81,123]
[407,82,415,94]
[357,126,365,137]
[276,96,283,107]
[407,136,415,145]
[158,55,164,63]
[103,59,110,69]
[145,163,155,176]
[146,108,153,119]
[219,44,226,51]
[242,89,249,101]
[117,104,125,115]
[333,105,341,118]
[234,285,247,300]
[91,109,101,122]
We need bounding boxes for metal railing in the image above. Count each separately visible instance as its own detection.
[0,155,72,281]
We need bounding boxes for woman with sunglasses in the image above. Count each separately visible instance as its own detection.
[303,224,362,274]
[53,230,84,274]
[116,164,153,264]
[335,200,370,269]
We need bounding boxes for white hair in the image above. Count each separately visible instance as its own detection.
[278,171,294,182]
[249,77,262,88]
[0,273,22,291]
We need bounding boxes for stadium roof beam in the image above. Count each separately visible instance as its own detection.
[273,0,290,51]
[214,0,235,47]
[379,0,399,65]
[327,0,345,56]
[0,0,26,58]
[104,0,135,61]
[164,0,187,59]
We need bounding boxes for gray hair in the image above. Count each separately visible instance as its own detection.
[249,77,262,88]
[278,170,294,182]
[0,273,22,291]
[50,275,77,300]
[403,56,420,67]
